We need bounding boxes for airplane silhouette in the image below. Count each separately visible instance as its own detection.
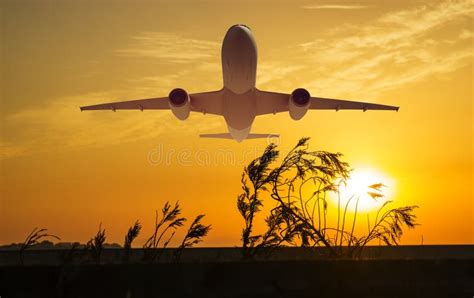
[81,24,398,142]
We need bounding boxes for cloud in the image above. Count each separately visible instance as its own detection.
[0,90,223,160]
[302,4,372,10]
[0,141,25,160]
[1,32,225,160]
[1,92,157,158]
[115,32,220,63]
[257,62,304,88]
[294,0,474,99]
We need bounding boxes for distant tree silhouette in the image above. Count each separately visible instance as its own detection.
[238,137,418,258]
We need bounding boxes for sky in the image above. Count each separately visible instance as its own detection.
[1,0,473,246]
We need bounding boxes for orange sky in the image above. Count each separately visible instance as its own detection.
[1,0,473,246]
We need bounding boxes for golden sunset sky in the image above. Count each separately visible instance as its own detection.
[1,0,473,246]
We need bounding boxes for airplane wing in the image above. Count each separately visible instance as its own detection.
[80,90,225,115]
[255,90,399,115]
[310,97,399,111]
[189,90,224,115]
[80,97,169,111]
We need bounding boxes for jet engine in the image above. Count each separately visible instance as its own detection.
[168,88,190,120]
[289,88,311,120]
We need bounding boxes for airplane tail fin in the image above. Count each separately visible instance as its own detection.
[200,133,279,140]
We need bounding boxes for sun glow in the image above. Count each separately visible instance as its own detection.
[334,168,395,212]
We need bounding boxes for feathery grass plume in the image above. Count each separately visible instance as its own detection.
[360,203,419,247]
[143,201,186,262]
[238,143,279,257]
[237,137,419,258]
[84,223,106,263]
[123,220,142,262]
[175,214,211,261]
[180,215,211,248]
[19,228,60,264]
[238,137,349,257]
[334,182,418,256]
[367,183,385,200]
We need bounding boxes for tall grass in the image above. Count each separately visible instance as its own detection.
[237,137,418,258]
[19,228,60,264]
[123,221,141,262]
[142,201,186,262]
[175,214,212,260]
[12,201,212,265]
[83,224,106,263]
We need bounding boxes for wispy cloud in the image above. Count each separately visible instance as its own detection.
[2,1,472,160]
[0,90,223,160]
[257,62,304,88]
[1,32,224,160]
[115,32,220,63]
[295,0,474,99]
[302,4,372,10]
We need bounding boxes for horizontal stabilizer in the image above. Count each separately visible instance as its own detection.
[200,133,279,140]
[247,133,279,139]
[200,133,233,139]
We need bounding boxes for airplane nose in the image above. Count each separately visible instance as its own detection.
[226,24,252,43]
[228,24,251,34]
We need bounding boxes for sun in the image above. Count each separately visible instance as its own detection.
[333,168,394,212]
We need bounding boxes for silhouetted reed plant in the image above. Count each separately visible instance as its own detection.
[142,201,212,262]
[142,201,184,261]
[175,214,211,261]
[238,137,418,258]
[333,183,418,256]
[19,228,60,264]
[142,201,185,261]
[123,221,142,262]
[13,201,211,264]
[83,224,106,263]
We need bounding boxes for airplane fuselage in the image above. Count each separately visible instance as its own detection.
[221,25,258,142]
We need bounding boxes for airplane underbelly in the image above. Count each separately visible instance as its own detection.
[223,89,255,131]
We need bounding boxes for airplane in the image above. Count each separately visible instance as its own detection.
[80,24,399,142]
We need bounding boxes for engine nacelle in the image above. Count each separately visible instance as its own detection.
[289,88,311,120]
[168,88,190,120]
